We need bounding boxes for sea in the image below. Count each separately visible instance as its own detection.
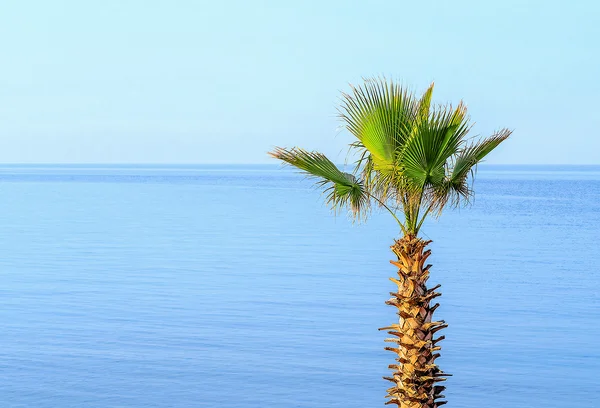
[1,164,599,408]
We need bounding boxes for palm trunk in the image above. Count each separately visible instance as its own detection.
[380,235,449,408]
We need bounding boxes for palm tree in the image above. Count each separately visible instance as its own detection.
[269,78,510,408]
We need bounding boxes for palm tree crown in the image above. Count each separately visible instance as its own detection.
[270,78,511,236]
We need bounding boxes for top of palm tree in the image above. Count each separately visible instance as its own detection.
[269,77,511,236]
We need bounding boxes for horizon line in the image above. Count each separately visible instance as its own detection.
[0,162,599,166]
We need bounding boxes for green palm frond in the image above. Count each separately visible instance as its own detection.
[451,128,512,181]
[339,77,418,170]
[444,128,512,205]
[417,82,434,123]
[397,102,470,197]
[269,147,370,220]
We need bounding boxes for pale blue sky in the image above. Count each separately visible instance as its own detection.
[1,0,598,164]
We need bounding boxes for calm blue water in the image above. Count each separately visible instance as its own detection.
[1,164,599,408]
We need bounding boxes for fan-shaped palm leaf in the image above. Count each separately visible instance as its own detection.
[269,147,370,220]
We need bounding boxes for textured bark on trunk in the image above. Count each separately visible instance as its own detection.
[380,236,450,408]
